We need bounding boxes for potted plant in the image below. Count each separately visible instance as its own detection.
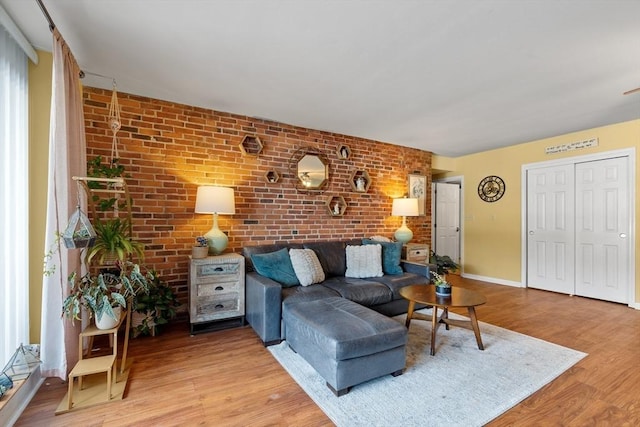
[429,251,459,276]
[131,270,180,337]
[429,252,459,296]
[85,217,145,267]
[431,271,452,296]
[192,236,209,259]
[63,261,151,329]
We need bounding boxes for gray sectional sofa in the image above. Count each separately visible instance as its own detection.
[242,239,431,346]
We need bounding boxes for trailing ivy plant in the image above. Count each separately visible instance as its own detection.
[86,156,128,212]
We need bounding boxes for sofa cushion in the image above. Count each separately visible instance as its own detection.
[242,243,304,272]
[345,244,383,278]
[321,276,392,306]
[250,248,299,287]
[289,248,325,286]
[283,297,407,360]
[303,241,350,278]
[370,272,426,299]
[282,284,341,308]
[363,238,403,275]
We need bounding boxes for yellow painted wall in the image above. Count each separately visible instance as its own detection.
[434,119,640,303]
[28,50,52,343]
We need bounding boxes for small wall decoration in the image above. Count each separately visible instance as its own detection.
[408,174,426,215]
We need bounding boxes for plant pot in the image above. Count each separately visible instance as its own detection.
[95,306,122,330]
[192,246,209,259]
[435,284,452,297]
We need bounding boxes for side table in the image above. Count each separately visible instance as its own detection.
[189,253,245,334]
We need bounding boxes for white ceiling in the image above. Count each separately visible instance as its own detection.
[2,0,639,156]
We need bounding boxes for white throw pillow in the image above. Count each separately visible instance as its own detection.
[345,244,384,278]
[289,248,325,286]
[369,235,392,242]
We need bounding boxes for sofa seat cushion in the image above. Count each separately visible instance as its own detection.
[321,276,393,306]
[282,284,341,308]
[283,296,407,360]
[370,273,427,299]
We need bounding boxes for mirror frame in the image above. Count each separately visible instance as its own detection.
[289,147,331,192]
[297,154,329,189]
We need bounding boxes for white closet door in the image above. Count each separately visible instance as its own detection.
[575,157,630,303]
[526,164,575,294]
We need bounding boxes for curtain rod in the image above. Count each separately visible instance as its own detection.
[35,0,55,31]
[35,0,116,82]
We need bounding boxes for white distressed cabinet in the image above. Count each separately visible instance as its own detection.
[188,253,245,334]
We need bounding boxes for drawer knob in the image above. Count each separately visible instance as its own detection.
[215,286,224,291]
[214,267,223,272]
[215,304,224,309]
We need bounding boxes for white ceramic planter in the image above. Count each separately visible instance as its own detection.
[95,306,121,330]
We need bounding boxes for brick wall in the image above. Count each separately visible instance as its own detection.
[83,87,432,303]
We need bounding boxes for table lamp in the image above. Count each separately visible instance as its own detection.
[392,197,419,244]
[195,186,236,255]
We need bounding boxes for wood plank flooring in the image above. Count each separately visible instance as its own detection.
[15,276,640,426]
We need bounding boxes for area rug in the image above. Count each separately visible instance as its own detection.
[269,309,587,427]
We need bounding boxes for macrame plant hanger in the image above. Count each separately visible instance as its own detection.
[108,79,121,164]
[107,79,123,214]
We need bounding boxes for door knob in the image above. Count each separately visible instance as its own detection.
[529,231,534,235]
[619,233,627,238]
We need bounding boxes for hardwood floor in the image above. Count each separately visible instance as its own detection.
[15,276,640,426]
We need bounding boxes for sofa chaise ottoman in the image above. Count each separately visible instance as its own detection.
[283,296,407,396]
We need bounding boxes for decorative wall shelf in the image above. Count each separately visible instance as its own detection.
[239,135,263,156]
[325,195,347,216]
[349,170,371,193]
[265,170,280,183]
[336,145,351,160]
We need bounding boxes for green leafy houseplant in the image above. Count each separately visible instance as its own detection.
[85,217,145,266]
[429,252,460,275]
[132,270,180,338]
[63,261,151,323]
[86,156,128,212]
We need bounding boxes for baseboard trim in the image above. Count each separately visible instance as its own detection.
[461,273,523,288]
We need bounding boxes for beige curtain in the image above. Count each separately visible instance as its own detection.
[40,28,87,379]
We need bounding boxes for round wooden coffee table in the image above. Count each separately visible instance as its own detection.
[400,285,487,356]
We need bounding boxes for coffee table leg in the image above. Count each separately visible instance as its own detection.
[468,307,484,350]
[430,307,438,356]
[405,300,416,328]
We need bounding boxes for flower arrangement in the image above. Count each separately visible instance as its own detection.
[195,236,208,247]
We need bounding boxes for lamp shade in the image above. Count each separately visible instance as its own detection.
[391,197,419,217]
[195,186,236,214]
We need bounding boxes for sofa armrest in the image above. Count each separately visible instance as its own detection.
[245,271,284,346]
[401,260,432,281]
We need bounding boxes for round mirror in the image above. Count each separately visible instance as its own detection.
[297,154,328,189]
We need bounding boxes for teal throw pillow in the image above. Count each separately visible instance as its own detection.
[251,248,300,287]
[362,238,403,275]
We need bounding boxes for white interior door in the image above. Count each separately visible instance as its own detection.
[434,182,460,263]
[526,164,575,294]
[575,157,630,303]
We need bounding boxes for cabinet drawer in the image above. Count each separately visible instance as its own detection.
[198,281,240,297]
[406,248,428,261]
[196,262,240,277]
[196,294,239,316]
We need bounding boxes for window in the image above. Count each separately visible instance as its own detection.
[0,24,29,369]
